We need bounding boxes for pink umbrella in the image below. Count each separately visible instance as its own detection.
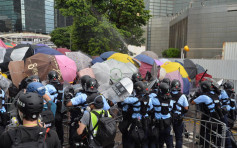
[139,62,153,78]
[55,55,77,82]
[154,59,163,66]
[56,48,71,55]
[0,39,8,49]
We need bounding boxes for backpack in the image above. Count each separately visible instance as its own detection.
[40,103,55,129]
[89,110,116,147]
[8,126,50,148]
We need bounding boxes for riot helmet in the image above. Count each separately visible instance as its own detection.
[162,78,171,86]
[64,85,75,100]
[200,80,214,93]
[29,75,40,82]
[48,70,58,81]
[171,79,181,91]
[80,75,91,90]
[85,78,98,93]
[132,73,143,83]
[26,82,46,96]
[134,81,147,95]
[19,77,33,90]
[223,81,234,91]
[158,82,170,95]
[17,92,43,120]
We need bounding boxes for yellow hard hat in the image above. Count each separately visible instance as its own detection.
[184,45,189,52]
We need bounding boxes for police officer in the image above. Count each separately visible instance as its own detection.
[162,78,171,86]
[191,80,220,147]
[0,88,9,133]
[170,79,189,148]
[0,92,61,148]
[121,81,153,148]
[47,70,64,145]
[222,81,236,128]
[131,72,143,83]
[150,82,174,148]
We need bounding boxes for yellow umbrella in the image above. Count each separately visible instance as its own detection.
[161,62,189,79]
[107,53,135,64]
[0,72,7,79]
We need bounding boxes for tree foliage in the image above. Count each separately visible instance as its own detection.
[54,0,151,55]
[162,48,181,58]
[50,27,71,49]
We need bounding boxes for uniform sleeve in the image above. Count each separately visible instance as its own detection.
[102,96,110,111]
[123,97,138,104]
[148,98,153,111]
[71,94,85,106]
[221,90,229,99]
[193,95,205,104]
[182,95,189,107]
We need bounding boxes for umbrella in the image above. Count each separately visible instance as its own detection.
[141,51,158,59]
[159,68,166,80]
[104,59,138,83]
[196,64,205,74]
[0,75,12,92]
[161,62,189,79]
[139,62,153,78]
[56,48,71,55]
[91,62,111,92]
[0,44,34,72]
[34,46,63,55]
[24,53,62,81]
[165,70,184,93]
[36,44,48,47]
[101,77,133,103]
[8,61,26,88]
[100,51,116,60]
[154,59,163,66]
[159,58,171,64]
[135,54,154,65]
[107,53,135,65]
[55,55,77,82]
[0,47,6,63]
[77,68,95,79]
[92,57,104,65]
[195,72,212,86]
[184,59,197,79]
[66,51,92,71]
[5,43,14,48]
[0,39,8,49]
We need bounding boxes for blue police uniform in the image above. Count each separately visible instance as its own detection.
[45,84,58,103]
[171,91,189,148]
[0,90,6,113]
[70,92,110,111]
[150,96,174,148]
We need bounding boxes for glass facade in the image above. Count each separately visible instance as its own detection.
[0,0,55,34]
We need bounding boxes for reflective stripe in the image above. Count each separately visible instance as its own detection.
[231,99,235,102]
[214,100,219,103]
[161,103,169,106]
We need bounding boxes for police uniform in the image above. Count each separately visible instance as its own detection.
[171,91,189,148]
[150,95,174,148]
[122,94,153,148]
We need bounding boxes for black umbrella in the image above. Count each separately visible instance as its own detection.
[184,59,197,79]
[0,44,34,72]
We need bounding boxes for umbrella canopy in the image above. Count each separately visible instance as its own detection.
[101,77,133,103]
[184,59,197,79]
[100,51,116,60]
[107,53,135,65]
[34,46,63,55]
[165,70,184,93]
[66,51,92,71]
[159,58,171,64]
[104,59,138,83]
[139,62,153,78]
[159,68,166,80]
[135,54,154,65]
[0,44,34,72]
[56,48,71,55]
[77,68,95,79]
[141,51,158,59]
[24,53,62,81]
[0,39,8,49]
[92,62,111,92]
[154,59,163,66]
[92,57,104,65]
[0,75,12,92]
[196,64,205,74]
[161,62,189,79]
[195,72,212,86]
[8,61,26,88]
[5,42,14,48]
[55,55,77,82]
[36,44,48,47]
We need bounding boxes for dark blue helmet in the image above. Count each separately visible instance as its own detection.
[26,82,46,96]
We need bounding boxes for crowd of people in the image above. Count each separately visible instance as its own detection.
[0,70,236,148]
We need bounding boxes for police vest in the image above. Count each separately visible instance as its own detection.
[171,92,183,115]
[154,94,172,116]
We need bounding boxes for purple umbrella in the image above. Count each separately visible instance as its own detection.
[154,59,163,66]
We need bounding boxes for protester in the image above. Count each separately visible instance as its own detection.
[0,92,61,148]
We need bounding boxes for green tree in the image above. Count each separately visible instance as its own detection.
[54,0,151,55]
[50,27,71,49]
[162,48,181,58]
